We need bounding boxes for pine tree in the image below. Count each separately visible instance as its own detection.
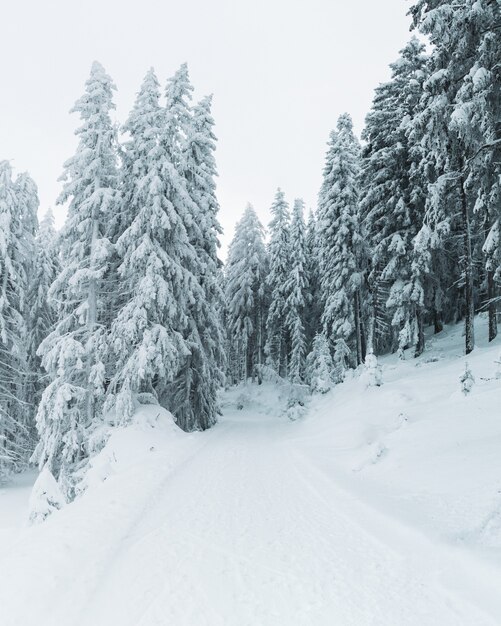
[27,209,60,414]
[0,162,38,479]
[360,38,429,358]
[168,93,226,431]
[305,333,333,394]
[225,205,268,382]
[265,188,291,376]
[106,67,193,426]
[285,199,309,383]
[409,0,501,353]
[305,210,321,350]
[33,62,119,491]
[318,114,366,366]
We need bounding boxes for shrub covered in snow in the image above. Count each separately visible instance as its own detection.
[285,383,309,420]
[361,353,383,387]
[28,466,65,525]
[460,362,475,396]
[306,334,334,394]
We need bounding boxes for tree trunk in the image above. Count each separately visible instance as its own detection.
[353,290,363,366]
[85,216,100,425]
[433,308,443,334]
[459,173,475,355]
[415,309,425,357]
[487,269,498,342]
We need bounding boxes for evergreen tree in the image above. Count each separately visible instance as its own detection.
[167,93,225,431]
[265,188,291,376]
[33,62,119,492]
[305,210,321,350]
[409,0,501,353]
[27,209,60,413]
[225,205,268,382]
[318,114,366,366]
[107,67,194,426]
[305,333,333,394]
[360,38,429,357]
[0,162,38,479]
[285,199,309,383]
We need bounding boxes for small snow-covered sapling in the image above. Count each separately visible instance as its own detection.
[460,361,475,396]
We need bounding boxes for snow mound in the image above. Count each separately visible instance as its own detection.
[28,466,65,525]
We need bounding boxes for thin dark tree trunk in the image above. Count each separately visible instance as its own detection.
[487,269,498,342]
[433,307,443,334]
[459,173,475,355]
[359,293,367,362]
[415,309,425,357]
[353,290,363,366]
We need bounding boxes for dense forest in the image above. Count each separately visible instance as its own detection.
[0,0,499,500]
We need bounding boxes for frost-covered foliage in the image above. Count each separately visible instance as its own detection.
[166,90,226,431]
[105,66,224,433]
[28,465,65,524]
[0,162,39,479]
[409,0,501,352]
[360,38,429,358]
[362,353,383,388]
[225,205,268,382]
[106,67,193,424]
[318,114,366,367]
[305,334,334,394]
[305,210,321,350]
[27,209,60,409]
[285,199,310,383]
[265,188,291,376]
[460,362,475,396]
[33,62,119,493]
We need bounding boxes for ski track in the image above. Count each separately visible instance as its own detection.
[1,410,499,625]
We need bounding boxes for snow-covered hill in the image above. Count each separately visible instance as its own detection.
[0,319,500,625]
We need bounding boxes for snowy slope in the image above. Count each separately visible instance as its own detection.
[0,319,500,625]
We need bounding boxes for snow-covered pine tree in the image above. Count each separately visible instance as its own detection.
[318,114,366,366]
[305,333,333,394]
[409,0,500,353]
[167,93,226,431]
[360,38,429,358]
[265,188,291,376]
[305,210,322,351]
[106,68,193,426]
[285,199,309,383]
[450,1,500,342]
[33,62,119,492]
[0,162,39,479]
[225,205,268,383]
[26,209,60,416]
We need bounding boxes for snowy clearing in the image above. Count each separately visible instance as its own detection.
[0,320,500,625]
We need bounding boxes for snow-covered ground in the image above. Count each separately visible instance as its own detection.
[0,318,500,625]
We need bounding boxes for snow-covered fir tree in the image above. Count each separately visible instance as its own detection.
[26,209,60,414]
[305,333,333,394]
[409,0,500,354]
[360,38,429,358]
[167,92,226,431]
[106,67,194,428]
[318,114,366,367]
[265,188,291,376]
[225,205,268,383]
[0,162,38,479]
[285,199,309,383]
[33,62,119,493]
[305,210,321,351]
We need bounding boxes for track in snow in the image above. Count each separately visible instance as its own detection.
[0,406,499,625]
[72,412,497,626]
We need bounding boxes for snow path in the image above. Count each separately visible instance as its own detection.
[74,415,499,624]
[1,409,499,625]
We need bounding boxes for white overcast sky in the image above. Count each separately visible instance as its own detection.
[1,0,412,254]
